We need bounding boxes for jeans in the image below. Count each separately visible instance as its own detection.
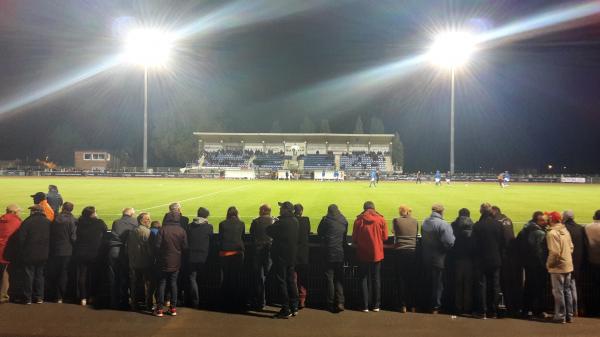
[20,262,46,302]
[424,265,444,311]
[0,264,9,302]
[188,262,206,307]
[274,260,299,314]
[476,267,501,315]
[358,261,381,310]
[251,247,271,309]
[76,260,97,301]
[523,266,547,315]
[394,250,416,309]
[570,277,578,315]
[220,254,245,309]
[108,247,129,308]
[324,262,345,307]
[129,267,153,309]
[47,256,71,300]
[157,270,179,310]
[454,258,473,314]
[295,264,309,307]
[550,273,573,321]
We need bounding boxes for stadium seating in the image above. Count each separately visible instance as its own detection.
[302,154,335,170]
[202,150,251,168]
[340,151,387,171]
[253,152,285,169]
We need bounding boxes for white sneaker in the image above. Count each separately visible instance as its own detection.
[362,309,369,313]
[372,308,380,312]
[81,299,87,306]
[57,299,63,304]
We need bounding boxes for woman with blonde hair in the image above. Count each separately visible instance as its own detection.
[392,204,418,312]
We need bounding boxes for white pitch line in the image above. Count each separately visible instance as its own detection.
[138,184,252,212]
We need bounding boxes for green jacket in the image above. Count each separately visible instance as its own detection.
[127,225,152,269]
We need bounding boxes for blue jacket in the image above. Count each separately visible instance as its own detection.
[421,212,455,268]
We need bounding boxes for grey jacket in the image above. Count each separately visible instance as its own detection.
[421,212,455,268]
[127,225,152,269]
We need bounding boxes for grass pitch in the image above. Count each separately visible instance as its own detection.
[0,177,598,231]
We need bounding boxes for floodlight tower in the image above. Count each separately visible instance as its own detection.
[428,31,476,175]
[124,28,173,172]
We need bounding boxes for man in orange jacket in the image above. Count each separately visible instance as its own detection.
[352,201,388,312]
[31,192,54,222]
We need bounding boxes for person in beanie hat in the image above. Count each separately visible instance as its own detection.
[545,211,574,323]
[352,201,388,312]
[267,201,299,318]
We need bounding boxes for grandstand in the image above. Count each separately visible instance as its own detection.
[190,132,394,175]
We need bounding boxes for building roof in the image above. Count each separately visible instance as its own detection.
[193,132,395,144]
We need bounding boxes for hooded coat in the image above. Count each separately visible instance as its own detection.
[352,209,388,263]
[421,212,455,268]
[0,213,22,264]
[50,211,77,257]
[186,217,213,264]
[317,212,348,263]
[155,213,188,272]
[72,216,108,261]
[546,223,574,274]
[16,212,51,264]
[267,213,299,266]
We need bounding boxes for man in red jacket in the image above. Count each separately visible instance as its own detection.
[352,201,388,312]
[0,204,22,303]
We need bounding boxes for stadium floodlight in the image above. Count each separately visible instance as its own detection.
[428,31,476,69]
[428,30,477,175]
[123,27,174,172]
[124,28,174,68]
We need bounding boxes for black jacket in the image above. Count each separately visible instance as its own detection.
[163,212,190,229]
[186,218,213,264]
[517,221,548,269]
[564,219,586,278]
[46,190,63,215]
[17,213,51,264]
[296,216,311,265]
[156,213,188,272]
[73,216,108,261]
[50,211,77,257]
[108,215,137,248]
[317,214,348,263]
[250,216,273,250]
[218,218,245,252]
[267,214,299,266]
[473,214,504,269]
[451,216,474,260]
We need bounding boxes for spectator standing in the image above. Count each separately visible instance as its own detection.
[450,208,474,315]
[517,211,548,319]
[47,202,76,303]
[392,205,418,313]
[154,212,188,317]
[46,185,63,216]
[472,203,504,319]
[492,205,520,315]
[107,207,137,309]
[352,201,388,312]
[127,212,153,311]
[218,207,245,311]
[249,204,273,311]
[14,205,51,304]
[0,204,22,303]
[72,206,107,306]
[317,204,348,313]
[421,203,455,314]
[30,192,54,222]
[562,210,585,316]
[545,211,574,323]
[186,207,213,308]
[267,201,299,319]
[163,202,190,228]
[294,204,310,309]
[584,210,600,315]
[163,202,189,306]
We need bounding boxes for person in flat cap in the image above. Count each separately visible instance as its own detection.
[267,201,299,319]
[30,192,54,222]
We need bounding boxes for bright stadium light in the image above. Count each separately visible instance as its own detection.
[428,31,476,69]
[124,28,174,67]
[123,27,175,172]
[428,30,477,175]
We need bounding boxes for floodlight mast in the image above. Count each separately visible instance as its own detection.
[428,31,476,175]
[123,28,173,172]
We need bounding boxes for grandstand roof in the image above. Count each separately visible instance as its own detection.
[193,132,394,144]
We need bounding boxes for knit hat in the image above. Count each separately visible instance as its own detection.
[545,211,562,224]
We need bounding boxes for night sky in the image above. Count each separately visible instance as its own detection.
[0,0,599,173]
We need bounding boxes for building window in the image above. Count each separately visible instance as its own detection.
[84,153,92,160]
